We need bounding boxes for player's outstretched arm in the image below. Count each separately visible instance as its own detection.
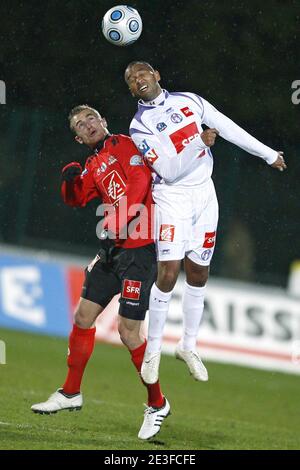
[201,97,286,170]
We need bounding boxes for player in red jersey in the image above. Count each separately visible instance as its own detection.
[31,105,170,440]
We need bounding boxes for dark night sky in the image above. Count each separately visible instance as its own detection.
[1,0,299,136]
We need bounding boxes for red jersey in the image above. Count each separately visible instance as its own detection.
[61,134,154,248]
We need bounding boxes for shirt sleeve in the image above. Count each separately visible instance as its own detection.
[130,126,207,183]
[61,164,99,207]
[201,97,278,165]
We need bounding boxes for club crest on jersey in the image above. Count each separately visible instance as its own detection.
[130,155,144,166]
[156,122,167,132]
[201,249,212,261]
[181,106,194,117]
[203,231,216,248]
[138,139,151,155]
[102,170,126,205]
[169,121,201,154]
[171,113,183,124]
[122,279,142,300]
[159,224,175,242]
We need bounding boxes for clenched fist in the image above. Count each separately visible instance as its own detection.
[61,162,82,182]
[271,151,287,172]
[200,128,219,147]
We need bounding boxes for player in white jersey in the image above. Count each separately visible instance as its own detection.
[124,61,287,385]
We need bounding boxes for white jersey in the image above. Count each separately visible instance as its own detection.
[129,89,278,188]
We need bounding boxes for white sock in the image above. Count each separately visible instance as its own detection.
[181,281,206,352]
[146,283,173,353]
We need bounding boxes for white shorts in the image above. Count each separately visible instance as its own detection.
[153,178,219,266]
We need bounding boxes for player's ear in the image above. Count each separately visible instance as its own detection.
[75,135,83,145]
[154,70,161,82]
[102,117,108,129]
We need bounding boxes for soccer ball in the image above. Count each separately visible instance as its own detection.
[101,5,142,46]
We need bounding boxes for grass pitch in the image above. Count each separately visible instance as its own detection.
[0,327,299,450]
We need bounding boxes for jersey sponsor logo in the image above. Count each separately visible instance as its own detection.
[181,106,194,117]
[156,122,167,132]
[169,121,201,154]
[160,248,171,255]
[125,300,140,307]
[130,154,144,166]
[138,139,151,155]
[145,148,159,165]
[203,231,216,248]
[97,163,107,175]
[201,249,212,261]
[171,113,183,124]
[101,170,126,205]
[159,224,175,242]
[122,279,142,300]
[108,155,117,165]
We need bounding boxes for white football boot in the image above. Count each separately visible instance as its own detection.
[138,397,171,440]
[141,351,161,384]
[175,344,208,381]
[31,389,83,414]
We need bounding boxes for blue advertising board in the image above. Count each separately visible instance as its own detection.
[0,254,71,337]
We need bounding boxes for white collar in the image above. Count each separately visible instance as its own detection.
[140,89,167,107]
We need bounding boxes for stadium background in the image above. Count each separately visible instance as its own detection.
[0,0,300,450]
